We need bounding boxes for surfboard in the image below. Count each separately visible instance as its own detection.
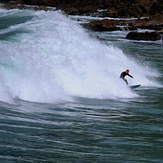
[130,84,141,89]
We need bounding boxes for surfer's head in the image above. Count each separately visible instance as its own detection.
[126,69,129,73]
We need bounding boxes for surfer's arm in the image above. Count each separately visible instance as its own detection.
[128,74,134,78]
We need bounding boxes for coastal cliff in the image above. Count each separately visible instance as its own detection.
[1,0,163,41]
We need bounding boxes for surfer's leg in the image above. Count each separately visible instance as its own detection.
[124,79,128,85]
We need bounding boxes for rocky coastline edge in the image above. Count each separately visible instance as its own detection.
[1,0,163,41]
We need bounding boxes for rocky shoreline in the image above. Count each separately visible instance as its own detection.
[1,0,163,41]
[82,16,163,41]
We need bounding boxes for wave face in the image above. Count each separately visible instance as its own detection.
[0,9,158,103]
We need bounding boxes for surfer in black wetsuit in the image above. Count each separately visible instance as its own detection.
[120,69,134,85]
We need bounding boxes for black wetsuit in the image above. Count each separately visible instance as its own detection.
[120,72,133,79]
[120,71,133,84]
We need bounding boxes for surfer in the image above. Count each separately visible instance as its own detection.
[120,69,134,85]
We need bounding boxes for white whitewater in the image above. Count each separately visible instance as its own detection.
[0,9,159,103]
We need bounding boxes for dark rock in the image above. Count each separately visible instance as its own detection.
[83,15,163,32]
[82,19,122,31]
[1,0,163,18]
[1,0,52,11]
[125,16,163,31]
[149,0,163,15]
[126,31,163,41]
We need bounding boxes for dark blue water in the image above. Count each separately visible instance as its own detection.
[0,9,163,163]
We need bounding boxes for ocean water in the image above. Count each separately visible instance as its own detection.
[0,9,163,163]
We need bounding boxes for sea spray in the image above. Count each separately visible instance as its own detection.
[0,9,157,103]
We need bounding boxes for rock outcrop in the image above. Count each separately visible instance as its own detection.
[1,0,163,18]
[126,31,163,41]
[1,0,163,41]
[82,19,122,31]
[82,15,163,31]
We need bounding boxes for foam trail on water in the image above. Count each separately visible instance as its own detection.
[0,9,159,103]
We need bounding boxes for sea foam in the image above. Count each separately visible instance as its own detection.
[0,9,158,103]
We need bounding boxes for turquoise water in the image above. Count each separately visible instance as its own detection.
[0,9,163,163]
